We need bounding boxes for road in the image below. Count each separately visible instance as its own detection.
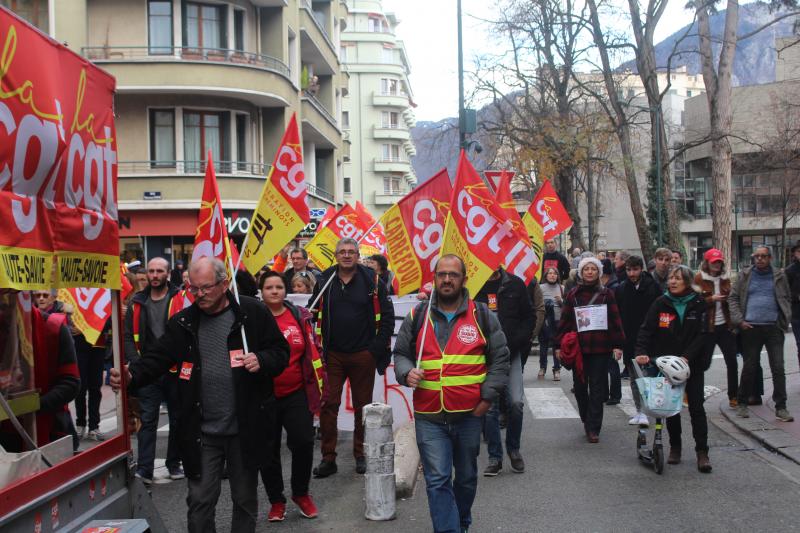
[132,338,800,532]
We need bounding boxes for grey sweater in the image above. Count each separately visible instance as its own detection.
[198,308,238,435]
[393,289,509,423]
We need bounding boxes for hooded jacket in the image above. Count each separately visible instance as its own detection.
[635,292,708,367]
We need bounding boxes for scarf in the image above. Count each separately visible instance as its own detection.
[665,290,695,324]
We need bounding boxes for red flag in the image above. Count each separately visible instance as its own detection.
[229,238,246,272]
[191,152,233,274]
[495,172,539,283]
[355,201,387,257]
[120,265,133,303]
[441,153,538,294]
[305,204,372,270]
[317,206,336,233]
[379,168,453,295]
[528,180,573,241]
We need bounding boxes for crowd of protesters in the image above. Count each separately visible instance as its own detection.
[8,234,794,533]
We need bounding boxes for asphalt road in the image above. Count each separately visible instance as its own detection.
[139,337,800,532]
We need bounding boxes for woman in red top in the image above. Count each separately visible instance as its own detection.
[259,271,326,522]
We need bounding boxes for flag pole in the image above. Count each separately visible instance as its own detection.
[415,290,434,369]
[227,253,250,353]
[234,231,250,273]
[307,217,382,312]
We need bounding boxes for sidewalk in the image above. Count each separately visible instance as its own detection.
[719,370,800,464]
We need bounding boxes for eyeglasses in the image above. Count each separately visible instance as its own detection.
[188,280,222,295]
[337,250,358,256]
[435,271,463,280]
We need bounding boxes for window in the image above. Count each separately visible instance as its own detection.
[686,90,693,97]
[2,0,48,31]
[344,177,351,194]
[340,45,348,62]
[341,111,349,128]
[148,1,173,54]
[235,114,247,170]
[380,78,400,95]
[382,46,394,64]
[184,111,228,172]
[381,111,399,128]
[383,176,401,194]
[368,16,388,33]
[233,9,245,51]
[185,2,226,50]
[149,109,175,167]
[381,144,400,161]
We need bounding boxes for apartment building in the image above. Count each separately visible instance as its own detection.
[340,0,417,217]
[681,37,800,268]
[4,0,348,265]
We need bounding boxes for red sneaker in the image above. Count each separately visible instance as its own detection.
[268,502,286,522]
[292,494,318,519]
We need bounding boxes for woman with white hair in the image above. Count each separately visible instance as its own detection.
[555,256,625,443]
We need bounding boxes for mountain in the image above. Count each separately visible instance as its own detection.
[410,2,799,182]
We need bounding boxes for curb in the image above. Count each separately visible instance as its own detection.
[393,421,419,498]
[718,397,800,465]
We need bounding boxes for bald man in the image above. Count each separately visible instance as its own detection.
[123,256,184,484]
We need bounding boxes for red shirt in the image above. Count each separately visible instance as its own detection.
[273,310,306,398]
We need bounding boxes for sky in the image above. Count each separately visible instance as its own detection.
[381,0,700,122]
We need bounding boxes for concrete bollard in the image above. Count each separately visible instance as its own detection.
[363,402,396,521]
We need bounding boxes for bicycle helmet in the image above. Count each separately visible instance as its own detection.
[655,355,691,385]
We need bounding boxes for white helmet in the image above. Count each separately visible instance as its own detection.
[656,355,691,385]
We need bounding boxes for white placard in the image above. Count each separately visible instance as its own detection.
[574,304,608,332]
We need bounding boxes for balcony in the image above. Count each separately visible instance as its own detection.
[372,91,408,108]
[403,140,417,157]
[301,94,341,149]
[373,157,411,173]
[300,5,337,75]
[306,182,335,203]
[81,46,295,106]
[373,124,410,141]
[118,160,270,178]
[374,190,407,205]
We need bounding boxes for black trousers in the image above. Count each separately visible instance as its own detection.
[704,327,739,399]
[75,348,104,430]
[666,365,708,452]
[573,354,610,434]
[260,388,315,504]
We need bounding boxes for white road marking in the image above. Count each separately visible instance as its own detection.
[96,417,170,434]
[525,387,580,419]
[618,387,637,417]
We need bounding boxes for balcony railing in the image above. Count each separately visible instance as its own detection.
[118,160,270,176]
[302,93,338,128]
[375,157,409,164]
[379,123,403,129]
[81,46,290,78]
[307,182,334,202]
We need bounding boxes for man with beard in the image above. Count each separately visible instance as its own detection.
[393,255,509,533]
[124,257,184,483]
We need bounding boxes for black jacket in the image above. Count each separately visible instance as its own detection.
[127,292,290,477]
[542,251,571,281]
[475,269,535,357]
[785,260,800,319]
[615,272,662,355]
[311,264,395,374]
[123,283,180,361]
[635,293,709,367]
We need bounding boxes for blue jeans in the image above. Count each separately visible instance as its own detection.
[485,353,524,460]
[135,375,181,477]
[537,337,561,370]
[416,414,482,533]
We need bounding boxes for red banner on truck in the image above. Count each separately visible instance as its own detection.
[0,9,120,290]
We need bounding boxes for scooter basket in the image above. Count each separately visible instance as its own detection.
[635,375,685,418]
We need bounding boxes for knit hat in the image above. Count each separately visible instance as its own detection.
[577,257,603,279]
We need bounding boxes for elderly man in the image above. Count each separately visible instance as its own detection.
[310,238,395,477]
[111,257,290,533]
[394,254,509,533]
[729,246,793,422]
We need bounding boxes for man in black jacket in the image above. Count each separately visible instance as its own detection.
[475,268,534,475]
[283,248,321,294]
[615,255,661,425]
[310,238,395,478]
[784,244,800,366]
[111,257,290,533]
[542,238,571,281]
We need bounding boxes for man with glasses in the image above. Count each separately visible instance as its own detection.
[729,246,794,421]
[284,248,321,294]
[393,254,509,533]
[112,257,289,533]
[310,238,395,477]
[123,257,184,484]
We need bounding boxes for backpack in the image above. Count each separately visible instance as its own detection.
[408,300,492,357]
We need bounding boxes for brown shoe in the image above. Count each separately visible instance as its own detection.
[729,398,738,408]
[585,430,599,443]
[697,451,712,473]
[668,448,681,465]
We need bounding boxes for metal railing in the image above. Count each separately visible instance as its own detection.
[117,160,270,176]
[81,46,291,78]
[378,123,405,130]
[374,157,409,164]
[307,182,335,202]
[301,93,338,128]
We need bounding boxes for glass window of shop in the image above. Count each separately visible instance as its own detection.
[120,238,144,266]
[2,0,48,32]
[148,0,173,55]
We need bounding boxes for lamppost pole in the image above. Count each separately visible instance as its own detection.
[457,0,465,149]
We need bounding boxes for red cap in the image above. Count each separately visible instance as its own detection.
[704,248,724,263]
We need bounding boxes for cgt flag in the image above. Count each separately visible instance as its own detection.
[380,168,452,296]
[58,288,111,345]
[191,152,233,275]
[441,152,538,295]
[527,179,573,242]
[355,201,387,257]
[242,114,310,273]
[495,171,540,283]
[305,204,371,270]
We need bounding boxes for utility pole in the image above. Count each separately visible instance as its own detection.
[457,0,465,149]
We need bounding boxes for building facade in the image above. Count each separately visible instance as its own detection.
[4,0,348,266]
[340,0,417,217]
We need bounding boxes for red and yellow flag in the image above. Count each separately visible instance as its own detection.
[526,179,573,242]
[242,114,310,273]
[58,288,111,345]
[380,169,452,296]
[355,201,387,257]
[191,152,233,276]
[317,206,336,233]
[441,153,538,295]
[305,204,371,270]
[496,171,540,284]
